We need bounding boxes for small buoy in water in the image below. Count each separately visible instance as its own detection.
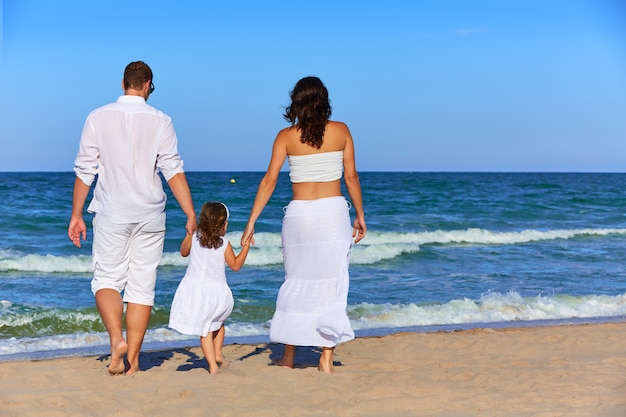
[230,178,236,184]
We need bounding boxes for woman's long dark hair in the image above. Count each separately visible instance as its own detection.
[196,202,228,249]
[283,76,332,149]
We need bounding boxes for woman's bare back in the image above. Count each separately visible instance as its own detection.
[283,121,352,200]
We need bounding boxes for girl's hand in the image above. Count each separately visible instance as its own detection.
[185,215,197,236]
[241,231,253,248]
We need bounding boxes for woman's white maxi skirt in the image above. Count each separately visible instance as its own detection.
[269,196,355,347]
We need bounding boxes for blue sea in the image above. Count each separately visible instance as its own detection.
[1,171,626,361]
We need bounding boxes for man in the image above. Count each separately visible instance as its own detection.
[68,61,196,375]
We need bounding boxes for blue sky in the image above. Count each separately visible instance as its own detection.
[1,0,625,172]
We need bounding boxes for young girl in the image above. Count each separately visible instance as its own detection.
[169,202,251,374]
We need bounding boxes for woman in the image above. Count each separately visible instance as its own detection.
[241,76,366,373]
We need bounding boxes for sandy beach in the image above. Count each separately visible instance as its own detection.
[1,322,625,417]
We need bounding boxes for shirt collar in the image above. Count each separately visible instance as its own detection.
[117,95,146,103]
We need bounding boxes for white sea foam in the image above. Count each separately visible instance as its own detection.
[348,291,626,329]
[0,323,270,357]
[2,228,626,272]
[1,291,624,357]
[0,253,93,273]
[0,308,101,328]
[363,227,626,246]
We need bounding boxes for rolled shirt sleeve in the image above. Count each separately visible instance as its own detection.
[73,115,99,186]
[156,116,185,181]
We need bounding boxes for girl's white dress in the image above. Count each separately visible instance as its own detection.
[169,236,233,337]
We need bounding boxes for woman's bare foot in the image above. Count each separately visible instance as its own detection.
[318,347,335,374]
[271,356,294,368]
[270,344,295,368]
[108,340,128,375]
[318,360,334,374]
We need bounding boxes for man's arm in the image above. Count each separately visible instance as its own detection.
[167,172,196,235]
[68,177,91,248]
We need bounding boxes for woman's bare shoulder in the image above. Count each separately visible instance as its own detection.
[277,126,300,140]
[327,120,350,131]
[323,121,352,149]
[274,126,297,145]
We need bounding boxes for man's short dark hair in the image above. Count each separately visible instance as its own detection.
[123,61,153,91]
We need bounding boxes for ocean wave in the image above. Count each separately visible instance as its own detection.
[348,291,626,329]
[0,252,93,273]
[0,305,103,338]
[1,291,625,357]
[363,227,626,246]
[2,228,626,272]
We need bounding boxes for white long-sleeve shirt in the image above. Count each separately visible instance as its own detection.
[74,95,185,223]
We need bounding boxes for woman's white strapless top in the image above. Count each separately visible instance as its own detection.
[288,151,344,183]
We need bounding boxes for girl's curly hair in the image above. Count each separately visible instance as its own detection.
[283,76,332,149]
[196,202,228,249]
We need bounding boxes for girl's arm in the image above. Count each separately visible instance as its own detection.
[224,235,252,272]
[180,233,192,257]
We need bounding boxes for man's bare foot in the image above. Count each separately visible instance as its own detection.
[108,340,128,375]
[208,366,222,375]
[125,365,140,376]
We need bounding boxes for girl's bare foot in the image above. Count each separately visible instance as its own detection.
[108,340,128,375]
[216,355,230,367]
[208,366,222,375]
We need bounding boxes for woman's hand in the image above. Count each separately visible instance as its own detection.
[241,223,255,247]
[352,217,367,243]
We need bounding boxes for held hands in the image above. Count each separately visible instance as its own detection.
[68,216,87,248]
[352,218,367,244]
[185,215,197,236]
[241,230,254,248]
[241,223,255,247]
